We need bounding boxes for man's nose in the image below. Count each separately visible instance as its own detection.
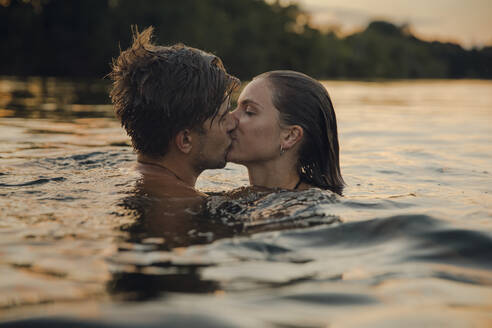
[225,111,238,132]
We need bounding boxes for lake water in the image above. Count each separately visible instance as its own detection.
[0,77,491,327]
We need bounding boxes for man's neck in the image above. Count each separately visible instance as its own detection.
[137,154,199,188]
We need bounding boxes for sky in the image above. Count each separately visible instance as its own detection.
[293,0,492,48]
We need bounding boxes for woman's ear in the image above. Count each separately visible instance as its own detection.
[175,129,193,154]
[282,125,303,150]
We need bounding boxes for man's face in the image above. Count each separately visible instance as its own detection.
[191,97,237,170]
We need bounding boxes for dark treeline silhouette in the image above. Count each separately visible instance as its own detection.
[1,0,491,79]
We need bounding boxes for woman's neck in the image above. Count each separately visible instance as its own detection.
[246,159,300,190]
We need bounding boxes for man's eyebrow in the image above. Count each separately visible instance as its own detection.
[219,99,231,118]
[220,109,228,119]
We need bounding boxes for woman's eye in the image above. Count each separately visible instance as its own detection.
[245,105,255,116]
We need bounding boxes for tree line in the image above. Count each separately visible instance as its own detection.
[1,0,491,79]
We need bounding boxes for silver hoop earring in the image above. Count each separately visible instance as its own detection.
[280,145,285,155]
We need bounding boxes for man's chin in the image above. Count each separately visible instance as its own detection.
[215,150,229,168]
[225,154,240,164]
[225,151,235,163]
[225,144,234,162]
[217,155,227,168]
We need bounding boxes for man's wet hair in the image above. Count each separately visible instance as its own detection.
[109,26,240,157]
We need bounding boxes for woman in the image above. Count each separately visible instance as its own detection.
[227,70,344,195]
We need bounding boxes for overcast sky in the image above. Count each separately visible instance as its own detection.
[294,0,492,48]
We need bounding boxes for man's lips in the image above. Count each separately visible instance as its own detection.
[225,143,233,159]
[225,138,233,151]
[229,131,238,140]
[225,137,236,157]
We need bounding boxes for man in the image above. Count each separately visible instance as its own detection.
[110,27,239,241]
[110,27,239,198]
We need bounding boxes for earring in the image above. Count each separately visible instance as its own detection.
[280,145,285,155]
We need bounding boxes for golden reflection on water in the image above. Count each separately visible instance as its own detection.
[0,76,112,117]
[0,77,491,325]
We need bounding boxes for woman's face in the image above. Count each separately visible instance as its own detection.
[227,78,284,165]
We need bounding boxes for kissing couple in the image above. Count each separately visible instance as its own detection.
[109,27,344,230]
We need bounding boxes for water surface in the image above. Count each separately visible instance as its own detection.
[0,77,491,327]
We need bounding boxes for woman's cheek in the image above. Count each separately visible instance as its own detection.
[252,121,273,139]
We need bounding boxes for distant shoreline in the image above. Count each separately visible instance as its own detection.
[1,1,491,80]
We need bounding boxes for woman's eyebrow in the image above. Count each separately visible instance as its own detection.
[240,98,262,108]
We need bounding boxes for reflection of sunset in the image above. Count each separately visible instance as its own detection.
[0,80,491,328]
[0,78,114,119]
[297,0,492,48]
[0,109,14,117]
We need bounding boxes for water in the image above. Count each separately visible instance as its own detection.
[0,77,491,327]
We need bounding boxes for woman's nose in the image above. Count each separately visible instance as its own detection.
[231,107,243,122]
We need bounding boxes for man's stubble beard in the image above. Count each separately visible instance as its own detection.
[192,133,231,172]
[192,143,229,173]
[193,152,227,173]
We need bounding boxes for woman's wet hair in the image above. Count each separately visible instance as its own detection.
[257,70,344,194]
[109,26,240,157]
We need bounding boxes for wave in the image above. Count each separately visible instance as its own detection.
[0,176,65,187]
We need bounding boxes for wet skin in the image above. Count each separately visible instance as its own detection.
[227,78,284,165]
[130,97,237,242]
[192,97,236,171]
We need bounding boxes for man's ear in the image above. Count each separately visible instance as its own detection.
[281,125,303,150]
[174,129,193,154]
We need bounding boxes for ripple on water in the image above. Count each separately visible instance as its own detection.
[0,176,66,187]
[1,79,492,326]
